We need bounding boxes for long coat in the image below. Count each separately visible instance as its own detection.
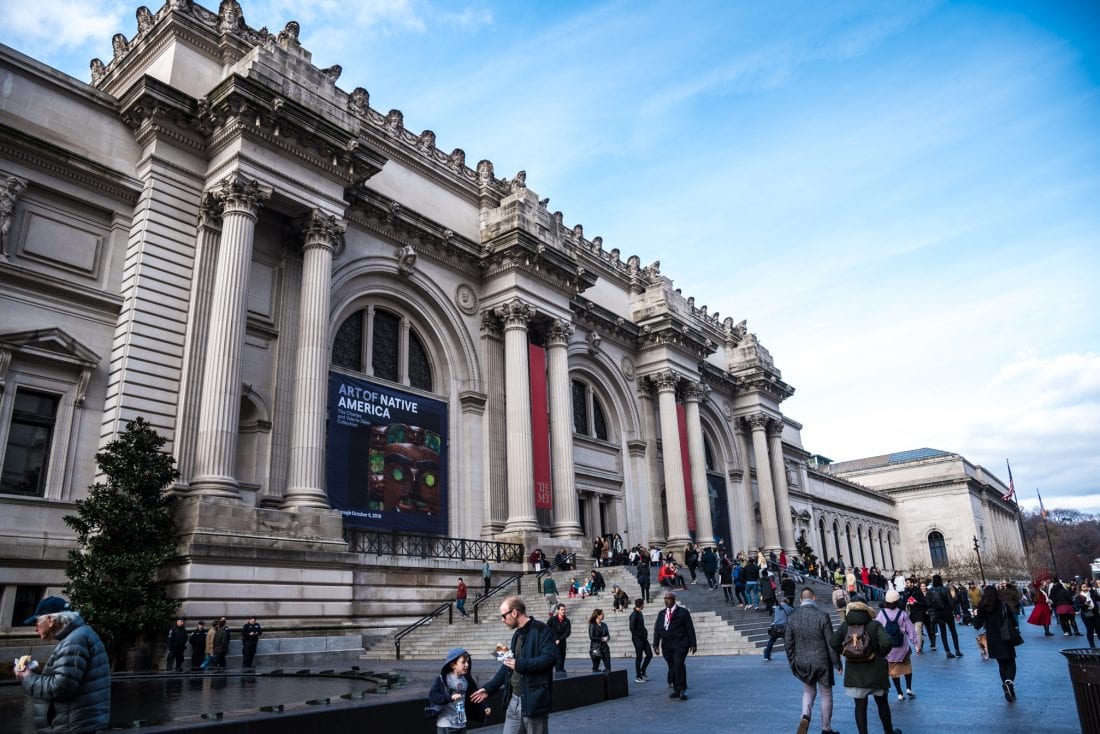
[829,602,893,690]
[784,601,837,685]
[973,603,1019,661]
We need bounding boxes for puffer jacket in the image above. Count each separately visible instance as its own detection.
[23,614,111,733]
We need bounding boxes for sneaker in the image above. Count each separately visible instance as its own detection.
[679,693,688,700]
[635,677,645,683]
[669,691,680,698]
[946,652,956,659]
[897,693,904,701]
[906,689,915,698]
[955,651,963,657]
[797,714,811,734]
[1003,679,1016,702]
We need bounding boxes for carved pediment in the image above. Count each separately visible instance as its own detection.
[0,328,100,404]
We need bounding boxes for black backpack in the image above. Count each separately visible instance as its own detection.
[882,610,904,648]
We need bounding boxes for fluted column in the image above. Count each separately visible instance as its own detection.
[683,382,715,546]
[190,176,270,497]
[767,419,795,553]
[638,385,666,545]
[653,370,691,546]
[283,210,346,510]
[546,320,581,537]
[746,413,781,551]
[498,299,539,533]
[735,428,758,552]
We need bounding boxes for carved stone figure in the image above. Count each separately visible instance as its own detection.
[384,109,403,134]
[348,88,369,116]
[136,6,155,34]
[448,148,465,170]
[508,170,526,193]
[90,59,107,85]
[417,130,436,152]
[320,64,342,82]
[0,175,26,253]
[111,34,129,60]
[476,159,493,187]
[278,20,300,44]
[396,245,417,276]
[217,0,245,34]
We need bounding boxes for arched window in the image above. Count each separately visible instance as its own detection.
[703,436,716,471]
[332,307,433,391]
[819,517,828,560]
[846,524,854,565]
[571,380,609,440]
[833,520,841,560]
[928,531,948,568]
[857,525,865,566]
[888,532,896,568]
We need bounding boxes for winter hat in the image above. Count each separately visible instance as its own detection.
[23,596,70,625]
[932,574,944,587]
[443,647,469,669]
[885,590,900,604]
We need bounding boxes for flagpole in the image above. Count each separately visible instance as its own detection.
[1038,489,1058,577]
[1005,459,1029,556]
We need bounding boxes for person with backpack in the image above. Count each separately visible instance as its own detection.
[876,590,919,701]
[972,584,1022,702]
[764,598,797,661]
[928,574,963,658]
[829,600,901,734]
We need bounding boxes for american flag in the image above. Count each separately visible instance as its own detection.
[1002,459,1015,502]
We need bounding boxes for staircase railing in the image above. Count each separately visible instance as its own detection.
[472,574,524,624]
[534,553,576,589]
[395,601,453,660]
[344,529,524,563]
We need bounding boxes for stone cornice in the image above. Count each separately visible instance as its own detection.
[570,296,640,351]
[344,187,483,278]
[806,466,900,508]
[637,312,717,360]
[0,124,142,205]
[699,361,738,397]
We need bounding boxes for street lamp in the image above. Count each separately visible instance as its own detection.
[973,536,986,587]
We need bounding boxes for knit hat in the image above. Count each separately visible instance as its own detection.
[23,596,70,625]
[885,590,900,603]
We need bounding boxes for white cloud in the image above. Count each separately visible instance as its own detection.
[5,0,126,55]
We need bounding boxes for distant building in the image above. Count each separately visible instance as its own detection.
[0,1,1023,645]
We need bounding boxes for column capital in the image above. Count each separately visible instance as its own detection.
[683,381,709,403]
[213,174,271,216]
[301,208,346,252]
[649,368,681,393]
[196,189,223,229]
[494,298,536,329]
[766,418,785,439]
[546,319,574,347]
[743,411,770,431]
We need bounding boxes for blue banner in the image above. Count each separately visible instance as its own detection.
[326,372,448,534]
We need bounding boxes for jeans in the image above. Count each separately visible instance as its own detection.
[763,632,778,660]
[746,581,760,606]
[457,598,468,616]
[632,638,653,677]
[502,695,548,734]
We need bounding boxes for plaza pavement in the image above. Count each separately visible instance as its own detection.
[453,625,1081,734]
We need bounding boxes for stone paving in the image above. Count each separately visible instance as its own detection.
[463,625,1082,734]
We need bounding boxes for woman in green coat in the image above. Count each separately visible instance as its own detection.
[829,600,902,734]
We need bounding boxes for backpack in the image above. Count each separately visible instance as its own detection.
[929,587,949,611]
[882,610,904,648]
[841,624,875,662]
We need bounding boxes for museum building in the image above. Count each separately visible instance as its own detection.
[0,1,1023,642]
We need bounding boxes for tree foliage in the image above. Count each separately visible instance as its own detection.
[795,533,819,571]
[1021,508,1100,580]
[64,418,181,667]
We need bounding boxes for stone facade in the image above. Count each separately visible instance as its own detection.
[0,2,1020,643]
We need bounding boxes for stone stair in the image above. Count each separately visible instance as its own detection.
[665,567,845,653]
[362,565,761,660]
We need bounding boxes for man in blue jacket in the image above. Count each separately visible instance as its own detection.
[472,595,558,733]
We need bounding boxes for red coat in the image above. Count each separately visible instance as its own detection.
[456,580,467,600]
[1027,590,1052,626]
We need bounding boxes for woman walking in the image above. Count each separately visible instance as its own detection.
[1075,582,1100,648]
[1049,577,1081,636]
[876,590,918,700]
[907,581,936,653]
[972,584,1022,702]
[719,556,735,605]
[829,600,901,734]
[588,608,611,672]
[1027,582,1054,636]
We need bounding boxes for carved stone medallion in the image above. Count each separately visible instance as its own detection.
[455,283,479,315]
[620,355,636,381]
[723,402,734,421]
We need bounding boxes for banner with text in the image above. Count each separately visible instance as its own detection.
[529,344,553,510]
[326,372,448,535]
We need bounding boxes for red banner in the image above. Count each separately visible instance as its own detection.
[676,404,696,532]
[529,344,553,510]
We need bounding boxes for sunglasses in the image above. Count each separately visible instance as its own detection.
[500,609,514,619]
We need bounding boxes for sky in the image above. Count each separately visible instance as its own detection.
[2,0,1098,513]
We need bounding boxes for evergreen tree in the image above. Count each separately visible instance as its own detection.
[64,417,180,667]
[795,533,819,571]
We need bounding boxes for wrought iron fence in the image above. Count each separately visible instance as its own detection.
[343,529,524,564]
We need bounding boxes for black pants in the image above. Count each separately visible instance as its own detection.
[484,577,491,596]
[934,614,961,654]
[662,646,688,694]
[632,638,653,677]
[591,644,611,672]
[166,645,185,671]
[555,640,567,671]
[242,642,257,668]
[853,693,894,734]
[1083,613,1099,647]
[996,657,1017,683]
[190,647,205,670]
[638,580,651,603]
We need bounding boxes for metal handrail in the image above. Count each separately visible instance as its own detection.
[535,553,576,588]
[344,529,524,563]
[472,574,523,624]
[395,600,454,660]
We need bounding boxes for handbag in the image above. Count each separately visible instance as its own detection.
[999,604,1024,646]
[590,644,603,658]
[768,624,786,639]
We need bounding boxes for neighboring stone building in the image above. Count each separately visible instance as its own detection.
[0,1,1018,646]
[821,448,1027,573]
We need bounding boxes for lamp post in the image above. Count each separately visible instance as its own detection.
[973,536,986,587]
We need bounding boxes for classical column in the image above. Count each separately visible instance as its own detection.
[546,319,582,537]
[498,299,539,533]
[735,427,758,551]
[190,176,270,497]
[653,370,691,547]
[283,210,346,510]
[745,413,781,551]
[767,419,795,552]
[683,381,715,546]
[638,385,666,545]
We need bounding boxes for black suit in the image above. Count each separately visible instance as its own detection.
[653,604,696,695]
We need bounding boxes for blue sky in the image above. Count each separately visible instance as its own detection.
[3,0,1098,512]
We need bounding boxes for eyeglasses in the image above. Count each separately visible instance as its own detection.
[500,609,514,619]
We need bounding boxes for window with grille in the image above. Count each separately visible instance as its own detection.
[1,389,59,496]
[928,531,948,568]
[571,380,610,440]
[332,308,434,392]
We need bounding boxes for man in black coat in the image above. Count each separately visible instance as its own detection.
[547,603,572,673]
[636,561,651,603]
[241,616,263,668]
[630,598,653,683]
[188,621,208,670]
[166,618,188,671]
[653,591,696,700]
